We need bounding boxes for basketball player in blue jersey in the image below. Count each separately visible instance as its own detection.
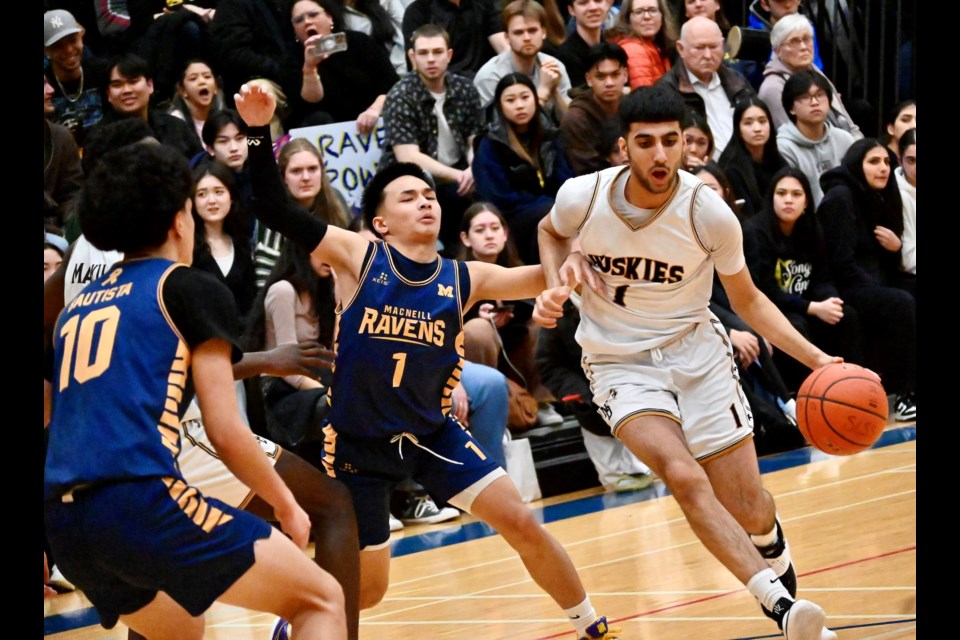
[534,85,842,640]
[236,83,619,640]
[43,143,347,639]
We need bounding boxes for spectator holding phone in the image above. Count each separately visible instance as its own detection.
[291,0,399,132]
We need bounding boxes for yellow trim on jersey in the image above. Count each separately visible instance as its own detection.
[383,242,443,286]
[607,169,682,232]
[321,424,338,478]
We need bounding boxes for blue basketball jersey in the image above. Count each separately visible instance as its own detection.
[328,242,469,438]
[45,259,191,498]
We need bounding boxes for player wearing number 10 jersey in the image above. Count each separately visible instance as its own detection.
[43,143,346,639]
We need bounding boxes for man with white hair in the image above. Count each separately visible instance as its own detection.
[656,16,755,159]
[758,13,861,138]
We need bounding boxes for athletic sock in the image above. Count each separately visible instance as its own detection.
[751,517,794,580]
[747,567,793,615]
[564,597,597,637]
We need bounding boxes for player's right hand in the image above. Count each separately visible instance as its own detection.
[276,500,312,550]
[533,285,571,328]
[267,341,335,377]
[235,83,277,127]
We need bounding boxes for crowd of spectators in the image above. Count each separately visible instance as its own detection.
[44,0,916,557]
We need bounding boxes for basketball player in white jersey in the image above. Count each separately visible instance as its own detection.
[533,84,841,640]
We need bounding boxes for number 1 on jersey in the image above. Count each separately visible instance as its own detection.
[391,352,407,387]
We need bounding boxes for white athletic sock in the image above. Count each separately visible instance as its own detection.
[564,597,597,636]
[747,568,793,612]
[751,520,779,548]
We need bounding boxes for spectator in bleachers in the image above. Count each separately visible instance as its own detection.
[191,161,259,325]
[44,237,66,284]
[44,76,83,235]
[883,100,916,163]
[758,14,861,139]
[473,74,573,264]
[291,0,399,131]
[817,138,916,420]
[402,0,508,79]
[776,70,854,205]
[381,24,483,254]
[474,0,572,122]
[747,0,823,70]
[199,110,258,247]
[678,0,732,35]
[99,53,204,159]
[44,9,108,146]
[605,0,676,89]
[657,16,755,158]
[560,42,629,175]
[743,166,862,390]
[166,59,226,145]
[680,109,713,169]
[255,137,350,287]
[339,0,408,75]
[717,95,786,219]
[457,203,565,427]
[209,0,299,110]
[557,0,609,87]
[895,128,916,276]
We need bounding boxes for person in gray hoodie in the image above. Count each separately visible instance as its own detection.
[776,69,855,204]
[758,14,861,138]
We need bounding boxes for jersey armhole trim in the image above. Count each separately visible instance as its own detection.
[337,241,378,316]
[157,263,190,346]
[688,182,711,256]
[576,171,604,232]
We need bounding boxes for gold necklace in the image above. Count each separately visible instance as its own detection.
[53,67,84,103]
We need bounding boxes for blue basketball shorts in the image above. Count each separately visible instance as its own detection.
[44,476,272,628]
[321,416,504,549]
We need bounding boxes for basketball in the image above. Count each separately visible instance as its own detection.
[796,363,888,456]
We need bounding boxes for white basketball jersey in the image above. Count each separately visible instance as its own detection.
[550,166,745,356]
[63,235,124,304]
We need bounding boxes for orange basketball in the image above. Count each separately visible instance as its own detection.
[795,363,888,456]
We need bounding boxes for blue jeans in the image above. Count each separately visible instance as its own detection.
[460,361,508,469]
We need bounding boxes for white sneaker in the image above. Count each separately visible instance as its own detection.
[48,564,76,592]
[536,403,565,427]
[782,599,828,640]
[389,514,404,532]
[397,493,460,525]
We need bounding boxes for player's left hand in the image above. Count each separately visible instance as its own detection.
[451,383,470,425]
[559,252,608,297]
[533,285,571,328]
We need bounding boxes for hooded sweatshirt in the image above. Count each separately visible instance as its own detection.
[759,56,862,139]
[817,162,903,292]
[777,121,854,205]
[895,167,916,274]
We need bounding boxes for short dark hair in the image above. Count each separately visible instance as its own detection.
[781,70,832,123]
[201,109,248,148]
[110,53,152,81]
[410,23,450,48]
[898,127,916,157]
[584,41,628,73]
[80,144,193,254]
[361,163,436,238]
[82,119,156,175]
[618,85,687,135]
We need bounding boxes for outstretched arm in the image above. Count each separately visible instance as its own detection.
[719,266,840,371]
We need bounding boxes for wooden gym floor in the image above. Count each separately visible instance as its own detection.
[44,422,917,639]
